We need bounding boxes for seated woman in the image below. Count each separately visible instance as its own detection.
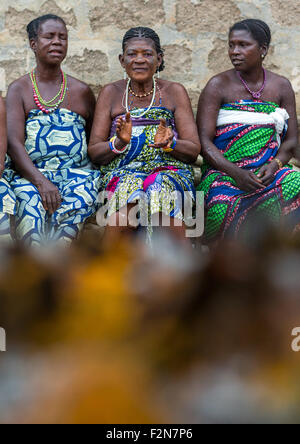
[0,97,16,244]
[4,14,101,247]
[88,27,200,242]
[197,19,300,243]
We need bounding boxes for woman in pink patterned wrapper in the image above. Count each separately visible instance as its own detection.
[88,27,201,243]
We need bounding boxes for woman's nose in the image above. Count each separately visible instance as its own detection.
[135,54,146,62]
[52,35,62,44]
[232,46,240,54]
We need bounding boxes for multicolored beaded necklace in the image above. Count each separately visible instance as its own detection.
[30,69,68,114]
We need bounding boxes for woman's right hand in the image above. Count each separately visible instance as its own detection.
[233,168,266,193]
[36,178,62,215]
[116,112,132,146]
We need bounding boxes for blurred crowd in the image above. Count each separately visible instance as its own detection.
[0,224,300,424]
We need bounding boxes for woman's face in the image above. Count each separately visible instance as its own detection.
[120,37,162,83]
[30,19,68,65]
[228,29,266,72]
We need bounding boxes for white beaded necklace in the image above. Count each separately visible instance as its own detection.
[124,77,156,118]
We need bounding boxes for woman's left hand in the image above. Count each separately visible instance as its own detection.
[149,119,174,149]
[257,161,279,186]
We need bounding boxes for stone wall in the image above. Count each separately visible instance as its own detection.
[0,0,299,117]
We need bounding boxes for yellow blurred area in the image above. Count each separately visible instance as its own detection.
[0,230,300,424]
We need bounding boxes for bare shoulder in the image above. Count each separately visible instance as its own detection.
[7,74,30,95]
[67,74,93,94]
[267,70,293,89]
[96,80,125,104]
[205,70,233,90]
[161,81,191,107]
[100,80,124,94]
[162,80,188,95]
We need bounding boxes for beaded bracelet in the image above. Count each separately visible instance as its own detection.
[163,137,177,153]
[109,136,128,154]
[274,158,283,170]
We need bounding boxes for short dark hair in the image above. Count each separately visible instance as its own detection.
[229,19,271,47]
[26,14,67,40]
[122,27,165,72]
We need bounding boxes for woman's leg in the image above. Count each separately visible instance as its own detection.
[145,167,195,244]
[13,183,48,246]
[103,203,140,247]
[50,222,84,245]
[101,171,147,246]
[0,213,12,245]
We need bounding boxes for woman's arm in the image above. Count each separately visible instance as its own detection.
[197,76,241,177]
[0,97,7,177]
[197,76,265,192]
[7,81,47,185]
[277,78,298,165]
[257,78,298,186]
[88,85,123,165]
[6,81,62,214]
[171,84,201,164]
[82,86,96,145]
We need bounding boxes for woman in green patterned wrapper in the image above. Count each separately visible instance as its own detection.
[88,27,201,242]
[197,19,300,244]
[4,14,101,247]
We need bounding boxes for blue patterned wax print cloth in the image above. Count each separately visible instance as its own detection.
[4,108,102,246]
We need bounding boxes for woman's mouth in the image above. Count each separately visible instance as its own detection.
[49,50,63,56]
[232,59,244,65]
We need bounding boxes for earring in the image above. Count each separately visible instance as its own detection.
[156,70,160,79]
[261,54,265,59]
[123,70,127,80]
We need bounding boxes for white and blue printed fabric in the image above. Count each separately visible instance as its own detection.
[4,108,101,246]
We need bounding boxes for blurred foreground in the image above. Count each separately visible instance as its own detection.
[0,225,300,424]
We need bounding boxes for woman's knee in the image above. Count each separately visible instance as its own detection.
[107,204,138,229]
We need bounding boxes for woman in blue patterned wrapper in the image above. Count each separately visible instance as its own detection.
[4,14,101,247]
[88,27,201,242]
[0,97,16,244]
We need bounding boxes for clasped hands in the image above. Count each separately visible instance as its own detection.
[234,161,280,193]
[115,112,174,150]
